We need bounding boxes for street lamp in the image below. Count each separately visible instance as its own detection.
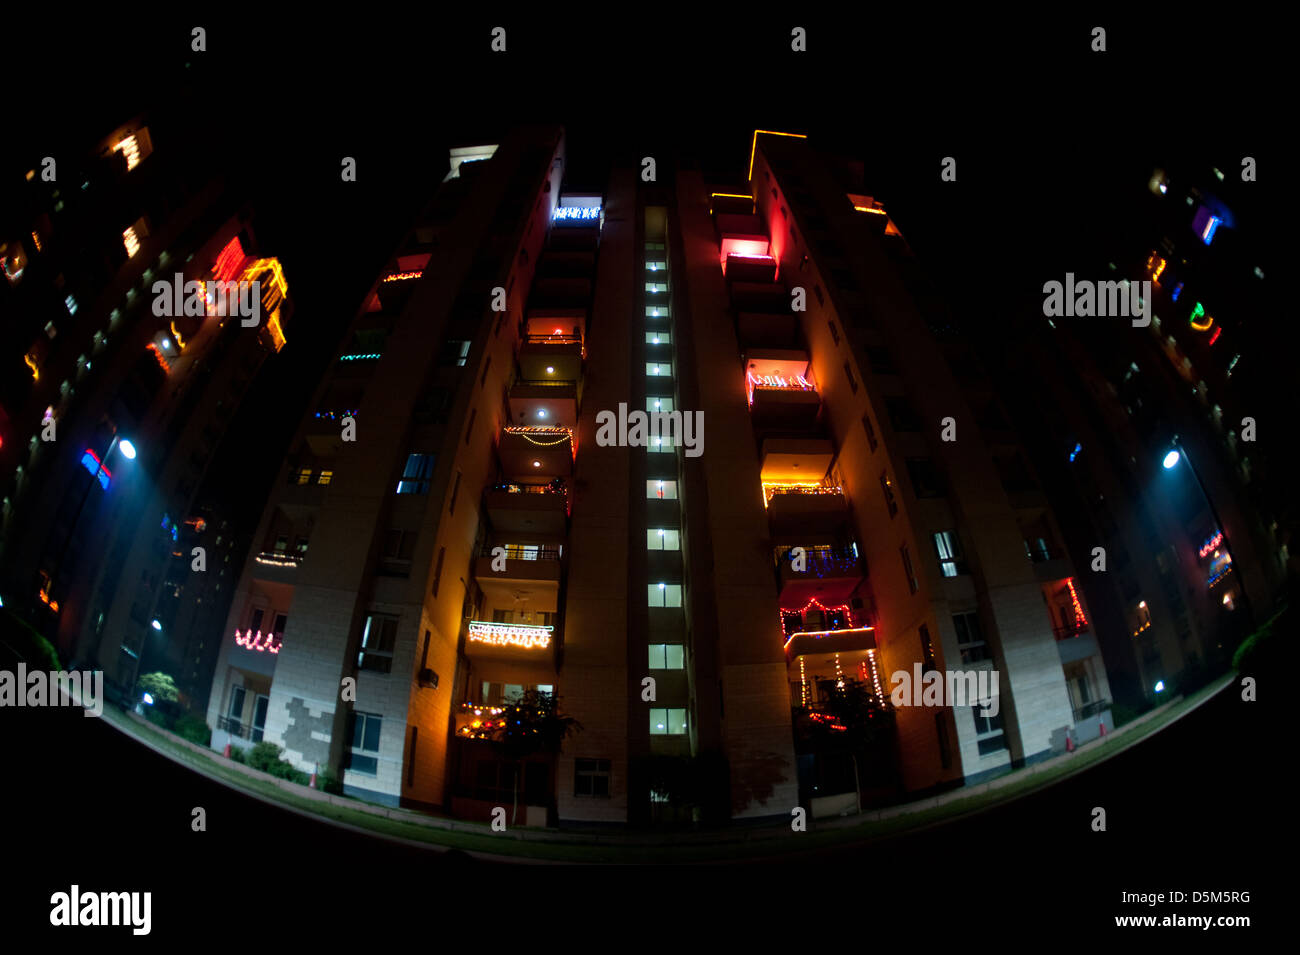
[1162,450,1181,469]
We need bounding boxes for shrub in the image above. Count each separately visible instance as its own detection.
[174,714,212,747]
[316,768,344,795]
[245,741,286,774]
[137,672,180,703]
[227,746,247,764]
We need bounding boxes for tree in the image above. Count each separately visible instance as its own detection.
[488,690,581,825]
[137,671,179,703]
[793,678,895,811]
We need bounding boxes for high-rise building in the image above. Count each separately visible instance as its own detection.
[206,127,1115,823]
[0,110,292,701]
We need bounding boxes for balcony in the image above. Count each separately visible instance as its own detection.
[463,619,557,660]
[784,626,878,661]
[759,436,834,483]
[529,276,592,308]
[737,311,801,349]
[518,334,584,381]
[747,350,820,430]
[250,551,303,584]
[485,481,568,536]
[765,484,850,536]
[730,281,788,313]
[499,426,574,480]
[509,377,580,431]
[723,254,778,282]
[775,545,865,608]
[473,543,563,587]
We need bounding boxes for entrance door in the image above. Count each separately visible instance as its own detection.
[252,694,269,742]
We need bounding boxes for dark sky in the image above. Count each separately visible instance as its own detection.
[6,12,1283,510]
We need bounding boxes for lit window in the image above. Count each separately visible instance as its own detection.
[645,282,667,294]
[123,226,141,258]
[933,530,965,577]
[648,583,683,607]
[64,294,78,315]
[648,644,686,669]
[647,480,678,500]
[646,304,669,318]
[396,452,435,494]
[646,362,671,377]
[649,435,675,453]
[295,468,312,485]
[316,470,334,486]
[357,616,398,673]
[649,707,688,736]
[646,331,671,345]
[647,528,681,550]
[647,396,674,413]
[646,261,667,271]
[348,711,382,774]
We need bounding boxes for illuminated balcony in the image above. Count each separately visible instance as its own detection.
[518,334,584,381]
[473,543,563,587]
[759,437,834,484]
[764,483,850,536]
[746,350,820,429]
[509,377,580,431]
[499,426,574,480]
[775,544,865,609]
[723,254,777,282]
[484,480,569,536]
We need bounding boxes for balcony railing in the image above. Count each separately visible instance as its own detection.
[217,715,265,742]
[1053,623,1090,640]
[762,483,845,507]
[478,544,562,561]
[775,545,862,576]
[254,552,302,568]
[489,480,566,496]
[512,378,578,389]
[1073,699,1111,721]
[522,333,583,346]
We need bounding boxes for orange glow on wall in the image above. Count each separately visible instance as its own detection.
[749,130,808,181]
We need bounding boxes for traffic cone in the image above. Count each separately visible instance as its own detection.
[1065,733,1074,753]
[1099,720,1107,738]
[310,763,318,789]
[223,743,231,758]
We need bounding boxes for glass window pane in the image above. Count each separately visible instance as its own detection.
[647,480,677,500]
[362,715,381,751]
[648,644,667,668]
[665,644,685,669]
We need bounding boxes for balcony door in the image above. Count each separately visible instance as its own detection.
[252,694,269,742]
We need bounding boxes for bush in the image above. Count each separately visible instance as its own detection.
[317,768,344,795]
[245,741,286,774]
[0,609,62,670]
[1233,606,1293,676]
[174,714,212,747]
[143,705,172,730]
[227,746,247,764]
[1109,702,1142,728]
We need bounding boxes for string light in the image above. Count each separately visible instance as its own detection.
[747,370,814,405]
[381,270,422,282]
[123,226,140,259]
[114,135,141,171]
[255,553,302,568]
[467,621,552,650]
[762,482,843,507]
[1199,532,1224,559]
[146,342,171,373]
[1065,578,1088,629]
[214,237,246,282]
[553,206,601,221]
[234,629,282,653]
[504,426,574,448]
[169,321,186,350]
[24,354,39,381]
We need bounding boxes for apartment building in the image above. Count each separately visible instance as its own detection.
[207,126,1120,823]
[1,111,291,701]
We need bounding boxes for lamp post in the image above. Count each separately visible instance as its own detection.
[1162,435,1254,630]
[47,430,135,611]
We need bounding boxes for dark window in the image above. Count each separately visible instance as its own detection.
[480,358,491,388]
[814,285,825,306]
[273,613,288,634]
[449,471,462,515]
[919,624,936,671]
[954,611,990,663]
[843,360,858,394]
[407,727,418,786]
[348,711,382,775]
[828,321,840,345]
[880,472,898,517]
[862,413,878,452]
[885,397,921,432]
[901,544,919,594]
[465,408,477,445]
[906,458,946,498]
[574,758,611,797]
[936,713,952,769]
[866,347,896,374]
[431,546,445,597]
[357,616,398,673]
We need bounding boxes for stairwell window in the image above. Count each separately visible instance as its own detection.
[647,528,681,550]
[348,711,382,775]
[358,615,398,673]
[954,611,990,663]
[648,583,682,607]
[972,703,1007,755]
[933,530,966,577]
[647,480,678,500]
[649,708,687,736]
[648,644,685,669]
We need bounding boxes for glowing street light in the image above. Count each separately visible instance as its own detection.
[118,439,137,460]
[1162,450,1181,469]
[151,619,162,631]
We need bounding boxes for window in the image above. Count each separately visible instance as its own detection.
[933,530,965,577]
[648,644,685,669]
[862,413,878,452]
[814,285,824,306]
[646,330,671,345]
[249,609,265,632]
[316,470,334,486]
[294,468,312,486]
[972,702,1006,755]
[649,708,688,736]
[294,537,309,557]
[919,624,937,672]
[866,347,896,374]
[828,321,840,345]
[646,260,667,272]
[575,758,611,797]
[431,546,445,596]
[647,480,678,500]
[907,458,946,498]
[647,528,681,550]
[273,613,288,634]
[936,713,952,769]
[464,408,476,444]
[646,362,671,377]
[880,472,898,517]
[646,282,667,294]
[449,471,462,514]
[954,611,989,663]
[648,583,683,607]
[647,396,674,413]
[227,685,246,727]
[646,304,669,318]
[439,340,471,367]
[885,397,921,432]
[843,360,858,394]
[348,711,382,775]
[273,535,289,554]
[649,434,675,453]
[383,528,416,562]
[396,452,435,494]
[358,615,398,672]
[901,545,919,594]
